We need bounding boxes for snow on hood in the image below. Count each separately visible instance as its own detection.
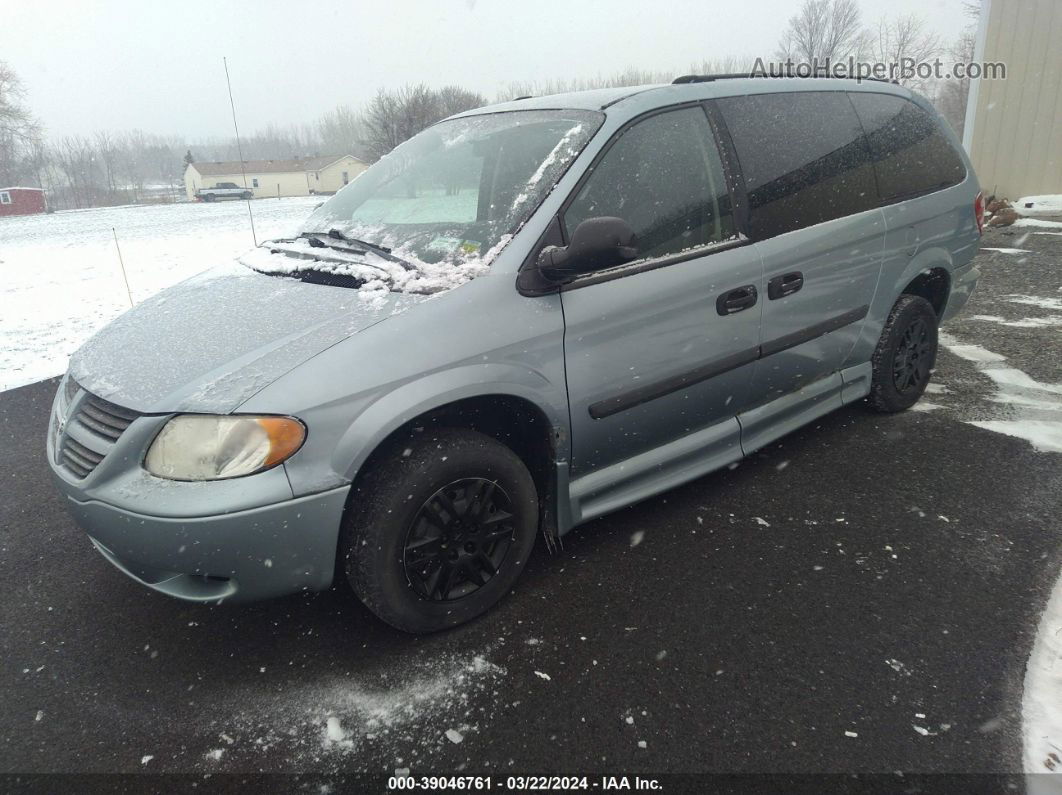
[69,260,428,414]
[240,233,512,303]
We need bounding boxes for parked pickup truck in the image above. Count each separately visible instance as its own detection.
[196,182,253,202]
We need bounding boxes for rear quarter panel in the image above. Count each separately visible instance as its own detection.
[842,92,981,366]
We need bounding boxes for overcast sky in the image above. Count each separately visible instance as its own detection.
[3,0,970,141]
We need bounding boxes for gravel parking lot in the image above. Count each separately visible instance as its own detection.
[1,221,1061,790]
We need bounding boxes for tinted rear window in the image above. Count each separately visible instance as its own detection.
[717,91,877,239]
[849,92,966,203]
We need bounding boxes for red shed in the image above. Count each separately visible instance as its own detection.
[0,187,46,217]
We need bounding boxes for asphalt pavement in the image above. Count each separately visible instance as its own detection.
[2,223,1061,792]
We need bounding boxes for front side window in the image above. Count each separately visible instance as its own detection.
[717,91,878,239]
[563,106,736,264]
[0,192,10,205]
[304,109,603,266]
[849,92,967,203]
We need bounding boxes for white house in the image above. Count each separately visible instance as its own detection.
[184,154,367,200]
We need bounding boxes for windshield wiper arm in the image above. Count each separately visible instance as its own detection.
[299,229,415,270]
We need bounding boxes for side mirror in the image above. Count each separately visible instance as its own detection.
[537,217,638,283]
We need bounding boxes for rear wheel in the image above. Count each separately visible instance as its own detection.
[868,294,938,413]
[340,428,539,633]
[242,191,252,200]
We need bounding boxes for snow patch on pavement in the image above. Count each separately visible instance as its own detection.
[969,421,1062,453]
[1014,218,1062,229]
[910,401,943,412]
[193,650,505,772]
[1014,195,1062,217]
[939,332,1062,453]
[969,314,1062,329]
[1024,570,1062,772]
[939,335,1006,363]
[1006,295,1062,313]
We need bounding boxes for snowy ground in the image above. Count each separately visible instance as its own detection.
[0,198,319,391]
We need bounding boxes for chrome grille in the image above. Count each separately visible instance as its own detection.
[60,437,105,478]
[56,384,140,480]
[75,395,138,441]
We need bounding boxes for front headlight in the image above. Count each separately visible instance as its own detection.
[144,415,306,481]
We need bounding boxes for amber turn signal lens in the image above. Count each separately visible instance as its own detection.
[258,417,307,467]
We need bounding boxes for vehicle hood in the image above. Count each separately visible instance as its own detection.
[69,263,427,414]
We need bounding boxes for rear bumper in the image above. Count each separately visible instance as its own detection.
[57,484,350,603]
[942,260,981,322]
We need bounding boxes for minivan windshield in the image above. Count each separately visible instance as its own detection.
[299,109,602,269]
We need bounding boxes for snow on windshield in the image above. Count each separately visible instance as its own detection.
[510,123,585,211]
[250,109,603,299]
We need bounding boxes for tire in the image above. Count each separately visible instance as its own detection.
[203,194,215,202]
[242,192,252,200]
[340,428,539,633]
[868,294,939,413]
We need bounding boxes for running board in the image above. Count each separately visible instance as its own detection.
[560,363,872,533]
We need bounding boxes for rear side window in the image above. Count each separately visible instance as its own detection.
[717,91,877,239]
[849,92,966,203]
[563,106,736,263]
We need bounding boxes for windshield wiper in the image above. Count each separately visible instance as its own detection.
[298,229,415,270]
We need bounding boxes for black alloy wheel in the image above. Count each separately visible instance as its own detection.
[892,316,933,394]
[403,478,516,601]
[868,293,939,413]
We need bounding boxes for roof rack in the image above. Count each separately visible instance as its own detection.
[672,71,898,85]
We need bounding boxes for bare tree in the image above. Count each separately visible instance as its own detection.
[316,104,367,159]
[0,61,43,187]
[497,67,676,102]
[436,86,486,117]
[874,14,942,90]
[936,27,977,135]
[362,84,484,161]
[688,55,758,76]
[776,0,870,66]
[94,130,121,196]
[934,1,980,136]
[51,135,103,209]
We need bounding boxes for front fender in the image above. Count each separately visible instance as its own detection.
[331,363,570,484]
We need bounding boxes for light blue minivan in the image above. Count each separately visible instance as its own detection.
[48,75,983,632]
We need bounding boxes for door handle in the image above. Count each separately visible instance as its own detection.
[716,285,758,316]
[767,271,804,300]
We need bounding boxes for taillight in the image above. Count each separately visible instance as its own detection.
[974,191,985,236]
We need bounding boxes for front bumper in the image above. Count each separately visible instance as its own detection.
[46,376,351,603]
[57,484,350,603]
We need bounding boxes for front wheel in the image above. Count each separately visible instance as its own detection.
[340,428,539,633]
[868,294,939,413]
